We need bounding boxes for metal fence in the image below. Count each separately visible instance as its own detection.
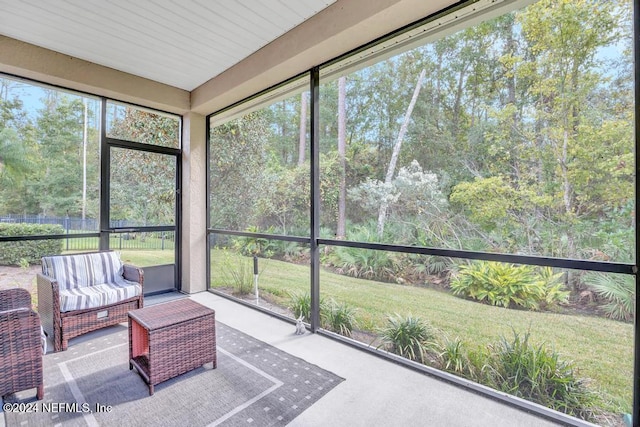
[0,215,174,251]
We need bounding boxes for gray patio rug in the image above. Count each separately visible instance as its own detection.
[3,322,343,426]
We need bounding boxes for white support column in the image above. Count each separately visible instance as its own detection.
[181,112,207,293]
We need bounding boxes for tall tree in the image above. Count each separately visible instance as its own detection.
[377,69,426,237]
[520,0,619,217]
[35,94,87,217]
[0,128,29,181]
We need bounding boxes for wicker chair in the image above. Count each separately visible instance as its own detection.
[38,251,144,352]
[0,288,44,400]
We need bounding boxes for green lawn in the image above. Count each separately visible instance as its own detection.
[61,233,175,253]
[118,249,175,267]
[210,249,633,413]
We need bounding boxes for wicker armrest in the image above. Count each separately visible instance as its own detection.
[0,307,44,399]
[0,287,32,311]
[123,264,144,287]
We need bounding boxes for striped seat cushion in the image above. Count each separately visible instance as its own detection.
[42,252,124,290]
[58,279,142,312]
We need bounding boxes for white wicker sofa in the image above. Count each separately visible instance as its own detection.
[37,251,143,352]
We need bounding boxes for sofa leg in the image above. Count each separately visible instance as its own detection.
[36,384,44,400]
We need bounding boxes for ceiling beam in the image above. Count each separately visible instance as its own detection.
[191,0,458,115]
[0,35,190,115]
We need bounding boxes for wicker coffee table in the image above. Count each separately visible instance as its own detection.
[128,298,216,395]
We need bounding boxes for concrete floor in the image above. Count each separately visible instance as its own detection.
[189,291,570,427]
[0,291,586,427]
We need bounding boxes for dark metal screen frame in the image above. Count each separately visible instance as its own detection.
[204,0,639,425]
[101,99,183,292]
[0,79,182,292]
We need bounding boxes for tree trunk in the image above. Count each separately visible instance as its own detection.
[434,52,442,132]
[82,99,88,220]
[298,92,307,166]
[377,69,426,238]
[452,60,469,138]
[337,77,347,239]
[561,128,572,214]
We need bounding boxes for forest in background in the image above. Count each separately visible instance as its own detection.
[209,2,636,419]
[210,0,634,286]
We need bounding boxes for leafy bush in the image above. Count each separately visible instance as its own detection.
[379,314,435,363]
[450,261,568,310]
[583,272,635,322]
[0,223,64,265]
[481,330,596,420]
[233,226,275,257]
[324,299,358,337]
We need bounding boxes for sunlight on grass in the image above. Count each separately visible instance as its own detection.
[209,249,633,412]
[118,249,175,267]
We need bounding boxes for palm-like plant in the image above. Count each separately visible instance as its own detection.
[583,272,635,322]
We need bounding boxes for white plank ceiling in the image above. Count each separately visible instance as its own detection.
[0,0,337,91]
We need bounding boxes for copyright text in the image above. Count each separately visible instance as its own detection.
[3,402,113,413]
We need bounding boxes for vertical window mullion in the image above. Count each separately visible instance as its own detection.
[99,98,110,250]
[310,66,321,332]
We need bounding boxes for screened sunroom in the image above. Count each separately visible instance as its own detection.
[0,1,636,426]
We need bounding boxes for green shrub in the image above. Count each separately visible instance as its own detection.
[429,330,598,419]
[288,292,329,324]
[481,330,596,420]
[233,226,275,257]
[436,336,476,378]
[424,255,453,276]
[450,261,568,310]
[271,240,306,261]
[289,292,311,321]
[219,251,255,295]
[583,272,635,322]
[0,223,64,265]
[325,224,400,282]
[379,314,435,363]
[328,246,399,281]
[324,299,358,337]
